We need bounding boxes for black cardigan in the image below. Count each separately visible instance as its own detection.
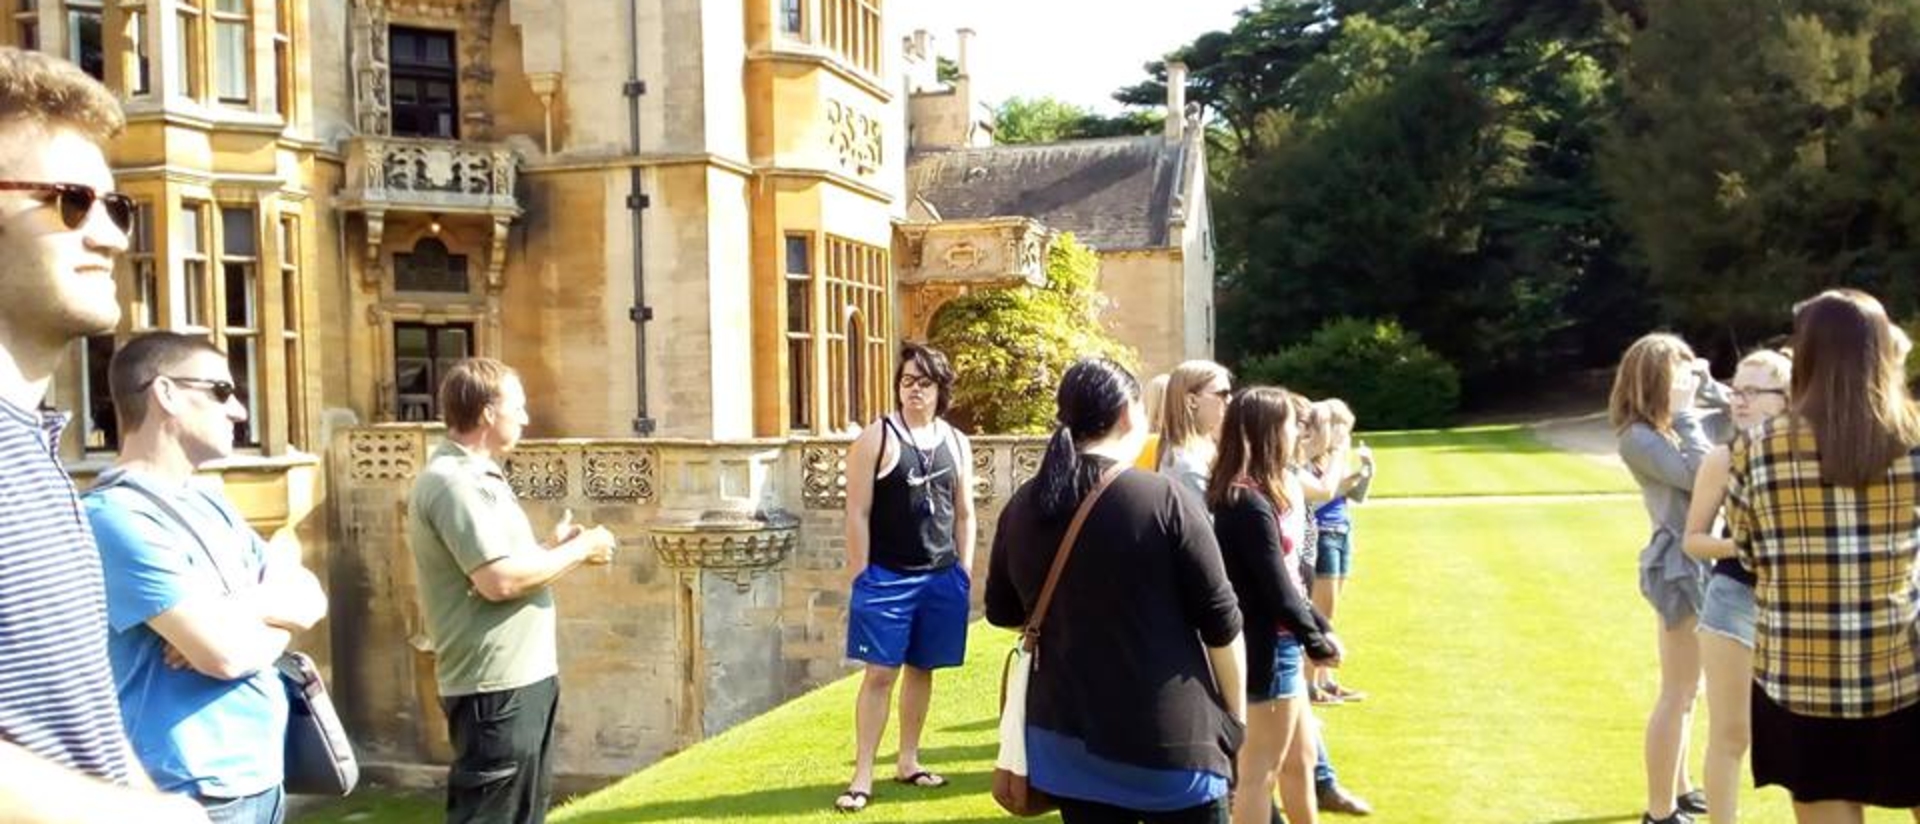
[985,462,1244,778]
[1212,487,1337,697]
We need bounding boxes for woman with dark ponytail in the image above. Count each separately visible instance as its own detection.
[986,358,1247,824]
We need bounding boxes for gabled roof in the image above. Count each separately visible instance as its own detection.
[906,135,1191,251]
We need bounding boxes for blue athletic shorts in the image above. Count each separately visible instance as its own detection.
[846,564,970,670]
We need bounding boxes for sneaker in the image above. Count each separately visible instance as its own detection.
[1317,783,1373,816]
[1642,812,1693,824]
[1676,791,1708,816]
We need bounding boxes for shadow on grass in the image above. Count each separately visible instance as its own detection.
[913,741,999,763]
[1536,814,1641,824]
[940,717,1001,734]
[561,773,994,823]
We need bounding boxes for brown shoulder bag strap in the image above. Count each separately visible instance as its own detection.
[1022,464,1124,653]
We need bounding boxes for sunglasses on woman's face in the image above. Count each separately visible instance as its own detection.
[0,181,136,234]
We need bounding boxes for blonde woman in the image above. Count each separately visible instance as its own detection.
[1305,400,1373,702]
[1158,360,1233,499]
[1682,349,1790,824]
[1137,373,1171,471]
[1611,333,1719,824]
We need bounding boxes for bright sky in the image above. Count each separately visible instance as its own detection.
[895,0,1253,114]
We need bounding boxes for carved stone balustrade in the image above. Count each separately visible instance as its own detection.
[341,135,522,215]
[338,135,523,292]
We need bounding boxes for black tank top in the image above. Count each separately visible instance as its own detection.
[869,415,959,572]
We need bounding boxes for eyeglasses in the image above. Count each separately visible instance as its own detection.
[159,376,239,403]
[899,374,937,390]
[1730,387,1786,403]
[0,181,136,234]
[1197,387,1231,400]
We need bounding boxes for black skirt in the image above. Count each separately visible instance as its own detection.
[1751,683,1920,807]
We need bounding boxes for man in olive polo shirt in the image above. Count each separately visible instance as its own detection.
[407,358,616,824]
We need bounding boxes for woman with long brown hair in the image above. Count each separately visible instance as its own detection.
[1209,387,1342,824]
[1611,333,1718,824]
[1727,290,1920,823]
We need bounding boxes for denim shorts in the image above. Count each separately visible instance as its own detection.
[1313,530,1352,578]
[1697,574,1756,648]
[1252,635,1306,702]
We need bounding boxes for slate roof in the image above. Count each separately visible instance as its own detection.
[906,135,1191,251]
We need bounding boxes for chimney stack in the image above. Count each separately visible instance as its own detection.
[955,28,975,79]
[1165,61,1188,143]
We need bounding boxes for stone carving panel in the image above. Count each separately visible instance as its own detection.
[802,444,849,510]
[826,100,883,176]
[972,446,996,508]
[351,0,391,135]
[1012,445,1046,489]
[584,446,658,502]
[503,446,570,500]
[348,429,423,482]
[377,141,517,196]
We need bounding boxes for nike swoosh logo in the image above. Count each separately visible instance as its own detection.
[906,467,951,487]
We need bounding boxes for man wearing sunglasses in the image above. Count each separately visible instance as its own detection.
[82,332,328,824]
[0,49,208,823]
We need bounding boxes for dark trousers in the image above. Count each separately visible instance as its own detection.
[1056,796,1230,824]
[441,676,559,824]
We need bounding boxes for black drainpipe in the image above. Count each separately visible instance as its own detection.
[625,0,656,435]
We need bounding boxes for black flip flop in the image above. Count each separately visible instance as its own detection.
[894,770,948,789]
[834,789,871,813]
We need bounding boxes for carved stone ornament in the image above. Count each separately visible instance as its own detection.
[941,241,980,271]
[802,444,849,510]
[971,446,996,508]
[584,446,658,502]
[348,429,424,482]
[826,100,883,176]
[648,510,801,591]
[1012,445,1046,488]
[503,446,570,500]
[351,0,392,136]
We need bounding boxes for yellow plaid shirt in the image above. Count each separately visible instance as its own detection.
[1728,420,1920,719]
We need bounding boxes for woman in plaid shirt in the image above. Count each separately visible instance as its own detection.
[1727,289,1920,821]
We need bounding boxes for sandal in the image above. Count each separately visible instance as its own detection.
[1327,683,1368,702]
[895,770,948,789]
[834,789,871,813]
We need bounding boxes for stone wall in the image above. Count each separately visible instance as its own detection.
[328,424,1046,787]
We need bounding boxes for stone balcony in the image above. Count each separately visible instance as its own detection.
[338,135,523,217]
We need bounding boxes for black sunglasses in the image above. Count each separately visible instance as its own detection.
[0,181,135,234]
[159,376,239,403]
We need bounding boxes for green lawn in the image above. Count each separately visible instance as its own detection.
[294,427,1913,823]
[1360,425,1635,498]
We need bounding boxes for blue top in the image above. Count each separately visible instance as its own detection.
[0,400,135,783]
[84,471,288,798]
[1028,725,1228,811]
[1313,495,1350,530]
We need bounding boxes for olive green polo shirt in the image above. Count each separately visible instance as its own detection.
[407,440,557,697]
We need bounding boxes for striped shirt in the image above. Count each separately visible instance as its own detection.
[1727,419,1920,719]
[0,399,135,782]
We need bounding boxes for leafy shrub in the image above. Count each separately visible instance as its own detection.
[928,234,1137,434]
[1240,317,1460,430]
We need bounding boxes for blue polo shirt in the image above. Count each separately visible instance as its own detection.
[84,469,288,798]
